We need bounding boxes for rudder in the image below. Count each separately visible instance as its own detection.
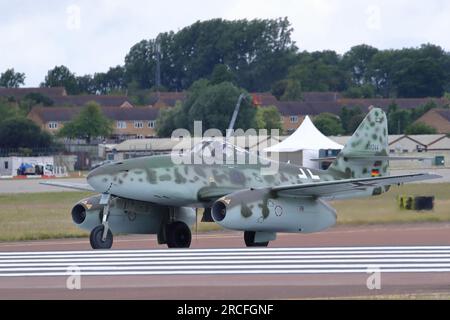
[328,107,389,179]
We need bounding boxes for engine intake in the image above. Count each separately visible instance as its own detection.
[211,201,227,222]
[71,204,87,225]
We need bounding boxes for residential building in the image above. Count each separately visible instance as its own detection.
[49,95,133,107]
[0,87,134,108]
[414,109,450,134]
[151,92,187,108]
[28,104,160,141]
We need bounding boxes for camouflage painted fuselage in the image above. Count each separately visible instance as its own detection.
[87,159,390,212]
[87,155,346,208]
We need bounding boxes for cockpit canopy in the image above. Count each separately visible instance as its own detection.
[172,138,261,165]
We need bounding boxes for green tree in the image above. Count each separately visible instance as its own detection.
[313,113,344,136]
[271,80,288,100]
[343,84,376,98]
[280,79,302,101]
[57,102,113,143]
[0,68,25,88]
[388,107,412,134]
[156,80,256,136]
[342,44,379,85]
[394,57,446,98]
[0,117,52,149]
[369,50,397,98]
[287,52,349,92]
[156,103,186,137]
[210,64,236,85]
[0,98,21,123]
[405,123,437,135]
[347,113,367,133]
[124,35,175,90]
[76,75,95,94]
[340,106,363,134]
[255,106,283,131]
[24,93,54,106]
[125,18,297,92]
[42,65,79,94]
[18,93,54,114]
[188,82,256,134]
[93,66,127,94]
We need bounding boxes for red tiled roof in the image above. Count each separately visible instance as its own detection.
[274,101,341,116]
[437,109,450,122]
[302,92,341,102]
[274,98,450,116]
[338,98,449,111]
[50,95,132,107]
[30,106,159,122]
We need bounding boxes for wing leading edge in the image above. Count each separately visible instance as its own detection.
[40,181,95,192]
[272,173,441,198]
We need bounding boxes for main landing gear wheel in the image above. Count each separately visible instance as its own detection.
[166,221,192,248]
[90,225,113,249]
[244,231,269,247]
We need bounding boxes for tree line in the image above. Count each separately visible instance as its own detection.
[312,102,441,137]
[2,17,450,99]
[1,17,450,149]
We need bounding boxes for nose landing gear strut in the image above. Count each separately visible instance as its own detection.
[90,193,114,250]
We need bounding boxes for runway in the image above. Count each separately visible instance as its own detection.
[0,224,449,299]
[1,246,450,277]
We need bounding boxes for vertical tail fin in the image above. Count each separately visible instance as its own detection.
[328,108,389,179]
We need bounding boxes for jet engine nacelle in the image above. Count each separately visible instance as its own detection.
[71,195,195,234]
[211,189,336,233]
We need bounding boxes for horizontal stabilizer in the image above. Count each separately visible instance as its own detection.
[272,173,441,198]
[311,156,432,162]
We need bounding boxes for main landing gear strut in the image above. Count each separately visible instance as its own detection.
[90,193,114,250]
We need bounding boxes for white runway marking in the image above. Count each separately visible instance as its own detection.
[1,246,450,277]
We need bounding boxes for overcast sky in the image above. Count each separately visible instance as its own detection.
[1,0,450,87]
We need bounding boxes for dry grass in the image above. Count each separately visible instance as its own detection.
[0,192,92,241]
[333,183,450,225]
[0,183,449,242]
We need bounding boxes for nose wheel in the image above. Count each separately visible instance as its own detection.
[90,225,113,249]
[166,221,192,248]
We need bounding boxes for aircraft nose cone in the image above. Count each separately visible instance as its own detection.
[86,169,99,188]
[86,170,95,182]
[86,166,110,193]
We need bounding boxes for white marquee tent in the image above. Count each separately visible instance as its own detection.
[264,116,343,168]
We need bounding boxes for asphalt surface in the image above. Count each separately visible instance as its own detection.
[0,223,449,299]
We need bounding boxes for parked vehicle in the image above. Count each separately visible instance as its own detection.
[17,163,54,176]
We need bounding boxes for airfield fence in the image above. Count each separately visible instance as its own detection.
[0,147,65,157]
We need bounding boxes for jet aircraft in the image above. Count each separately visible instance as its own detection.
[44,108,440,249]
